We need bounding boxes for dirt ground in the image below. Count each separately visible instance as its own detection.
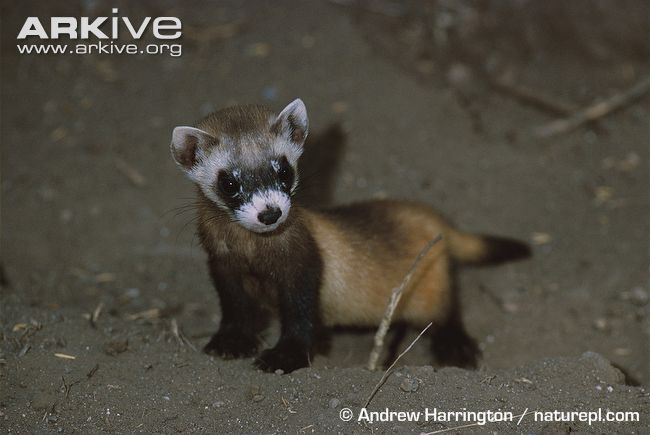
[1,0,649,433]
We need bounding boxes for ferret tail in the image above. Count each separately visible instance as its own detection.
[447,229,531,266]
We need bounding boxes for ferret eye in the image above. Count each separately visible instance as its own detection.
[218,171,239,197]
[277,157,294,190]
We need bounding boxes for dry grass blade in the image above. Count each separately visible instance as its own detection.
[367,234,442,371]
[364,322,432,409]
[421,409,534,434]
[114,157,147,187]
[126,308,160,321]
[490,76,576,116]
[170,319,197,351]
[54,352,76,360]
[90,302,104,328]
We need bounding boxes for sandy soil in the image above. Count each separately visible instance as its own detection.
[1,0,648,433]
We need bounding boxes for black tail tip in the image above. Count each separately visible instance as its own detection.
[483,236,531,265]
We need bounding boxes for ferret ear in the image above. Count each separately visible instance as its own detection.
[273,98,309,145]
[170,126,216,171]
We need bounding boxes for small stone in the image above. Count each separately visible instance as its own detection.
[594,186,614,206]
[328,398,340,409]
[630,287,649,305]
[400,378,419,393]
[614,347,631,356]
[50,127,68,142]
[47,415,58,423]
[531,232,552,245]
[416,59,435,75]
[301,35,315,49]
[502,301,519,313]
[446,63,472,87]
[212,400,224,408]
[593,318,608,331]
[252,394,264,402]
[331,101,349,114]
[103,339,128,356]
[261,85,278,102]
[60,209,73,223]
[246,42,270,57]
[274,369,284,375]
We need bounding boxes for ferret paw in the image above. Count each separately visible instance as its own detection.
[254,345,309,373]
[204,330,258,359]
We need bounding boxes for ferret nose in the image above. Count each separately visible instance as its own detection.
[257,206,282,225]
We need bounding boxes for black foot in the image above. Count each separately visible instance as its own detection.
[204,329,258,359]
[431,324,480,369]
[254,343,309,373]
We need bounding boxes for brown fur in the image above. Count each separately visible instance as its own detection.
[178,102,529,371]
[198,194,499,328]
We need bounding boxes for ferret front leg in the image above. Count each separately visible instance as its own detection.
[204,257,263,359]
[254,271,320,373]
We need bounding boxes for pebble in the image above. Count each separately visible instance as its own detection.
[328,398,340,409]
[212,400,225,408]
[261,85,278,101]
[630,287,648,304]
[301,35,315,48]
[331,101,348,114]
[274,369,284,375]
[60,209,73,223]
[531,232,552,245]
[593,318,608,331]
[246,42,270,57]
[400,377,419,393]
[250,385,264,402]
[446,63,472,87]
[103,339,128,356]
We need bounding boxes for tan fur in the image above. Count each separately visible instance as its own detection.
[303,200,486,327]
[198,188,495,329]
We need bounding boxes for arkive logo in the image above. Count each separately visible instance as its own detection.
[17,8,181,40]
[16,8,183,57]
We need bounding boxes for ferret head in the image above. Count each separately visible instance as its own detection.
[170,99,308,233]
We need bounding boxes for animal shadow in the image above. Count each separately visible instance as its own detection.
[294,123,346,208]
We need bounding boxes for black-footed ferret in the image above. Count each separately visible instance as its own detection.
[170,99,530,373]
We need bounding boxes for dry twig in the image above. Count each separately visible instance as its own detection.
[87,364,99,379]
[54,352,76,360]
[533,75,650,138]
[421,409,534,434]
[90,302,104,328]
[61,376,81,400]
[364,322,433,409]
[114,157,147,187]
[489,76,577,117]
[170,319,197,351]
[367,234,442,371]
